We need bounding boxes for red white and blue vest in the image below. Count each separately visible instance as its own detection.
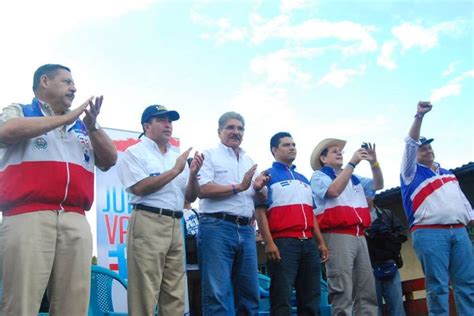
[314,167,371,236]
[264,162,315,239]
[0,99,95,216]
[400,163,472,228]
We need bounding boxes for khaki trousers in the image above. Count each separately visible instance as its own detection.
[127,209,185,316]
[0,210,92,316]
[323,233,378,316]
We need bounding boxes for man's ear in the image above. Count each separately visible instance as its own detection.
[39,75,49,90]
[271,146,277,156]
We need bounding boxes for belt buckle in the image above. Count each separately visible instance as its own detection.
[298,236,309,240]
[235,215,242,225]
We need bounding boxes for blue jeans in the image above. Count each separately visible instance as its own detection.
[267,238,321,316]
[412,227,474,316]
[198,216,259,316]
[374,270,405,316]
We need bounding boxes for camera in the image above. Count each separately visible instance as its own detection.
[361,142,369,149]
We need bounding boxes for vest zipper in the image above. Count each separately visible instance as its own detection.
[59,161,71,211]
[289,168,308,238]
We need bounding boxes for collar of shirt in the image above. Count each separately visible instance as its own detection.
[34,98,75,136]
[141,135,171,154]
[218,142,245,159]
[34,98,71,116]
[417,161,441,175]
[272,161,296,171]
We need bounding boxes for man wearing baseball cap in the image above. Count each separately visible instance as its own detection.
[310,139,383,315]
[117,104,204,315]
[400,101,474,315]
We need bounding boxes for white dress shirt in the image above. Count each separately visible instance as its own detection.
[198,142,257,218]
[117,136,189,211]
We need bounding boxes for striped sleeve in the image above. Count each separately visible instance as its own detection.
[400,136,420,185]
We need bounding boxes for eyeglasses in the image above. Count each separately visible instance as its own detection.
[223,125,245,132]
[327,148,344,155]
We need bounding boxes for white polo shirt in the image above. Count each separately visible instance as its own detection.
[117,136,189,211]
[198,142,257,218]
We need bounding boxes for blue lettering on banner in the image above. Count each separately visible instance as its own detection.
[103,187,133,214]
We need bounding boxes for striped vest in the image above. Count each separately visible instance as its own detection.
[265,162,314,239]
[400,163,471,228]
[0,99,95,216]
[314,167,371,236]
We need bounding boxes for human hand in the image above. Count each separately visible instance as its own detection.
[253,170,270,192]
[417,101,432,116]
[83,96,104,130]
[189,151,204,176]
[63,97,90,125]
[238,164,257,192]
[319,243,329,263]
[265,241,281,262]
[174,147,193,174]
[349,148,368,166]
[364,143,377,163]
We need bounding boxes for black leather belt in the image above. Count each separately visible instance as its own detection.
[204,212,253,225]
[134,203,183,219]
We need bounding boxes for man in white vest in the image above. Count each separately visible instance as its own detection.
[400,101,474,315]
[310,139,383,316]
[0,64,117,315]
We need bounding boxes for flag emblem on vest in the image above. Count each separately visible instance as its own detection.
[84,149,91,164]
[34,137,48,150]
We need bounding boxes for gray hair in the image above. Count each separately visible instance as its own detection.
[218,111,245,130]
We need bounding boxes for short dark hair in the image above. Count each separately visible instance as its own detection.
[270,132,292,155]
[319,148,329,167]
[33,64,71,92]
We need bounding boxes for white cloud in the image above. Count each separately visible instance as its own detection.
[442,61,460,77]
[190,9,247,44]
[377,41,398,70]
[430,69,474,102]
[0,0,160,109]
[191,9,377,55]
[0,0,158,44]
[392,20,466,52]
[430,83,462,102]
[251,15,377,55]
[250,48,323,84]
[225,84,300,166]
[452,69,474,83]
[318,65,366,88]
[280,0,312,13]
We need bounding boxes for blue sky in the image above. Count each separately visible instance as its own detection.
[1,0,473,190]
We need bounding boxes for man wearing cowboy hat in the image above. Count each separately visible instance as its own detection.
[310,138,383,316]
[117,104,204,315]
[400,101,474,315]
